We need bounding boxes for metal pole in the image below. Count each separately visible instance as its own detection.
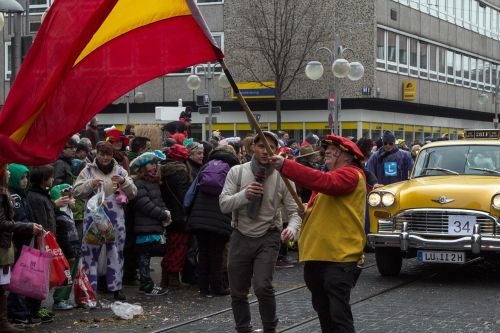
[495,72,499,129]
[334,33,341,135]
[11,12,21,84]
[125,93,130,126]
[207,62,213,139]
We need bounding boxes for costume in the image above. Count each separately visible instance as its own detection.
[278,135,366,333]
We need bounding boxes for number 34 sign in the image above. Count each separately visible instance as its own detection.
[448,215,477,235]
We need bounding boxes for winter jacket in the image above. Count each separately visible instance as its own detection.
[133,178,169,235]
[160,161,190,232]
[53,155,74,186]
[187,158,201,182]
[187,150,239,238]
[28,186,56,233]
[0,192,33,265]
[9,187,34,248]
[55,210,81,259]
[366,147,414,186]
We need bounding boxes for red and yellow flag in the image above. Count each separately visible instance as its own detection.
[0,0,223,165]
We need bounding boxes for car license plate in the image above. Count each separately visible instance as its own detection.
[417,250,465,264]
[448,215,476,235]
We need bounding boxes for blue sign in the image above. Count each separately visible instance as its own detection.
[384,162,397,177]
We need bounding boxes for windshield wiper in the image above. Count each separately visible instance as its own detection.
[421,167,459,175]
[468,167,500,175]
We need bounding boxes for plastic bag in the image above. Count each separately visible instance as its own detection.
[84,186,115,245]
[6,241,52,300]
[44,231,72,288]
[74,261,97,308]
[111,301,144,320]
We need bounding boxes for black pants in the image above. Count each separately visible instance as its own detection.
[123,210,138,283]
[196,233,228,293]
[304,261,361,333]
[228,229,280,333]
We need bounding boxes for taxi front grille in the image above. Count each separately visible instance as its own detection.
[394,209,497,236]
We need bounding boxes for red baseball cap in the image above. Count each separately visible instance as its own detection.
[321,135,365,161]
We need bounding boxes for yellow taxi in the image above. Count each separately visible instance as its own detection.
[367,129,500,276]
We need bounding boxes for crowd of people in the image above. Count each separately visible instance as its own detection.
[0,110,453,333]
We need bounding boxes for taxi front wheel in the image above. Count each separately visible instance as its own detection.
[375,247,402,276]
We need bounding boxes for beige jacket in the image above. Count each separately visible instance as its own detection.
[219,162,301,238]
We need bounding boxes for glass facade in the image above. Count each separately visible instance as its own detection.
[376,27,500,92]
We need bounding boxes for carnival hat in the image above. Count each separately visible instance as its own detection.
[321,135,365,161]
[295,145,319,159]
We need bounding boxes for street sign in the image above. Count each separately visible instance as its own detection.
[362,87,372,96]
[198,106,221,114]
[196,94,209,106]
[205,117,217,124]
[255,113,262,122]
[328,92,335,108]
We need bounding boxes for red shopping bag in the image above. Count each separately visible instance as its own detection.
[5,242,52,300]
[43,231,72,288]
[74,262,97,308]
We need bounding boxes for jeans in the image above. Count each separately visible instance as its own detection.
[228,229,280,332]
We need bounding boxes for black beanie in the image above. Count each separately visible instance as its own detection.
[382,130,396,144]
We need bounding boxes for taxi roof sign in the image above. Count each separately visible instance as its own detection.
[464,129,500,140]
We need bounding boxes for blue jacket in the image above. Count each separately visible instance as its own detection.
[366,147,414,186]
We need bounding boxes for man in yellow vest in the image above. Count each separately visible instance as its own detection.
[270,134,366,333]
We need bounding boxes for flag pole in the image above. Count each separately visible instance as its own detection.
[218,59,304,212]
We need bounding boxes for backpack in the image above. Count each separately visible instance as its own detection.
[198,160,231,196]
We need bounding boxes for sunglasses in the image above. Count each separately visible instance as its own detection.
[383,142,394,146]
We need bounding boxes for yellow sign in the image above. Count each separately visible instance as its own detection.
[231,81,276,99]
[403,80,416,101]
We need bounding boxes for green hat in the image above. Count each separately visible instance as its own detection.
[49,184,73,202]
[7,164,29,190]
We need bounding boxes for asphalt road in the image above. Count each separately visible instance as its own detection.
[26,252,500,333]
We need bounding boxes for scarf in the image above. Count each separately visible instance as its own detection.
[96,159,115,175]
[247,155,275,219]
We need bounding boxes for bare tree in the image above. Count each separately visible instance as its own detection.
[231,0,333,131]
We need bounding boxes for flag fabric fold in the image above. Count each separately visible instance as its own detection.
[0,0,223,165]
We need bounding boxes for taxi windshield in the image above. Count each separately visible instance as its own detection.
[413,145,500,177]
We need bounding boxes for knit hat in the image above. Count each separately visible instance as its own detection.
[105,129,130,146]
[130,150,166,172]
[253,131,279,146]
[167,144,189,162]
[183,138,194,147]
[186,142,203,155]
[49,183,73,202]
[382,130,396,144]
[7,164,29,190]
[321,135,365,161]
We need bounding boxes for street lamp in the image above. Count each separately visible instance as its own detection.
[186,62,229,139]
[305,34,364,135]
[478,73,500,129]
[125,91,146,125]
[0,0,24,83]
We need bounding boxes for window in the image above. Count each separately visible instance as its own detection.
[455,53,462,85]
[29,0,51,13]
[410,0,419,9]
[456,0,463,26]
[376,29,386,69]
[419,0,429,13]
[4,41,11,81]
[471,0,478,31]
[463,55,470,86]
[438,47,446,82]
[470,57,477,88]
[446,50,454,83]
[463,0,470,28]
[429,45,437,80]
[409,38,418,76]
[398,35,408,73]
[387,31,397,72]
[484,61,491,91]
[478,4,485,34]
[446,0,455,23]
[485,7,491,37]
[492,10,498,41]
[419,42,428,78]
[438,0,447,19]
[477,59,484,89]
[195,33,224,74]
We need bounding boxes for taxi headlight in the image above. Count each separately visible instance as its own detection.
[368,192,381,207]
[381,192,396,207]
[492,194,500,209]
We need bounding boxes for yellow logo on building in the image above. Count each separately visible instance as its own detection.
[403,80,416,101]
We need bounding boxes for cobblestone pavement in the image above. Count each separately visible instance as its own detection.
[25,253,500,333]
